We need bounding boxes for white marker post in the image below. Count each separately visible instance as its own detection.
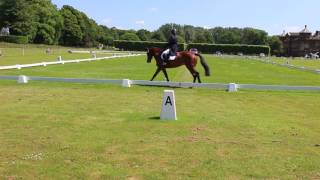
[18,75,28,84]
[122,79,131,88]
[228,83,238,92]
[160,90,177,120]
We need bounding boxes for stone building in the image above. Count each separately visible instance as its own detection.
[279,25,320,57]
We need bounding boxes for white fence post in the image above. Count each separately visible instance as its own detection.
[228,83,238,92]
[122,79,131,88]
[160,90,177,120]
[18,75,28,84]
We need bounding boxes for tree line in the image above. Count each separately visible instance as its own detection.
[0,0,282,54]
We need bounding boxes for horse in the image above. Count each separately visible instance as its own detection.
[146,47,211,83]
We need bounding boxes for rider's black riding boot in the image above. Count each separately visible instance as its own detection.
[162,54,169,65]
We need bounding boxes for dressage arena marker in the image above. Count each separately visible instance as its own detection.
[228,83,238,92]
[18,75,28,84]
[122,79,132,88]
[160,90,177,120]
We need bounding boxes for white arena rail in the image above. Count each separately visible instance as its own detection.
[251,57,320,74]
[0,54,142,70]
[0,75,320,91]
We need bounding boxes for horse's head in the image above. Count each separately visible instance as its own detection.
[147,47,162,64]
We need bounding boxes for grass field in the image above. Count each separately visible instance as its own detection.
[1,55,319,86]
[0,46,320,179]
[271,57,320,70]
[0,81,319,179]
[0,43,116,66]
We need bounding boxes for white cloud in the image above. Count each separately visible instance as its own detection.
[101,18,112,26]
[135,20,145,25]
[284,25,302,33]
[148,7,158,12]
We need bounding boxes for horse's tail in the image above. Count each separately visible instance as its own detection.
[195,53,210,76]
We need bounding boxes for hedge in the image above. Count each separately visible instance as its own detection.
[114,40,186,51]
[0,35,28,44]
[187,43,270,55]
[114,40,270,55]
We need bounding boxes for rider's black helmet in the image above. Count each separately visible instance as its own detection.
[171,28,177,35]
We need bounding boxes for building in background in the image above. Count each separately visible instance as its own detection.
[279,25,320,57]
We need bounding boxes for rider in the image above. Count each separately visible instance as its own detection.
[162,28,178,65]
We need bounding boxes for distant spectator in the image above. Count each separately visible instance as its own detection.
[45,48,52,54]
[0,27,10,36]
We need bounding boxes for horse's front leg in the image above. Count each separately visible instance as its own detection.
[162,68,170,82]
[197,72,202,83]
[150,67,161,81]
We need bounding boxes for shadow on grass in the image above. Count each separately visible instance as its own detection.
[149,116,160,120]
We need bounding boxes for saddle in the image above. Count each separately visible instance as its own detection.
[161,49,177,61]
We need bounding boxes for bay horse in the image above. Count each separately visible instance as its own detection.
[146,47,210,83]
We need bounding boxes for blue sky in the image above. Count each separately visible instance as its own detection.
[52,0,320,35]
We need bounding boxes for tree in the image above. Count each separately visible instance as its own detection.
[0,0,37,41]
[193,30,206,43]
[176,35,185,43]
[60,5,102,46]
[150,31,166,42]
[242,28,268,45]
[120,32,140,41]
[136,29,151,41]
[0,0,62,44]
[32,0,63,44]
[268,36,283,56]
[203,30,214,43]
[60,6,83,46]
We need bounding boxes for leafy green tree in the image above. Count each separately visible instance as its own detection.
[267,36,283,56]
[136,29,151,41]
[60,6,83,46]
[150,31,166,42]
[203,30,214,43]
[242,28,268,45]
[32,0,63,44]
[120,32,140,41]
[194,30,206,43]
[183,25,198,43]
[0,0,62,44]
[0,0,37,41]
[176,35,185,43]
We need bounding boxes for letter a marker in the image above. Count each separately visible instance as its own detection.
[160,90,177,120]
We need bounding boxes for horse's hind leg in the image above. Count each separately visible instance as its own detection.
[186,65,200,83]
[151,67,161,81]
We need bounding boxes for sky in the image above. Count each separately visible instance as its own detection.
[52,0,320,35]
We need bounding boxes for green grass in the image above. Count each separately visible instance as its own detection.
[0,46,320,179]
[0,81,319,179]
[0,43,115,66]
[1,55,319,86]
[271,57,320,70]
